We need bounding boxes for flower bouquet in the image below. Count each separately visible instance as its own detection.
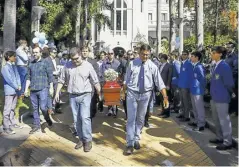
[102,68,121,106]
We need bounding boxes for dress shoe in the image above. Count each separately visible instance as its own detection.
[158,113,165,117]
[73,131,78,136]
[161,115,170,118]
[144,122,149,128]
[134,141,140,150]
[209,139,223,144]
[176,115,184,119]
[55,109,63,114]
[216,144,232,150]
[84,141,92,152]
[188,122,197,127]
[180,118,190,122]
[47,119,53,127]
[193,127,204,131]
[29,127,41,134]
[124,146,133,155]
[75,141,83,149]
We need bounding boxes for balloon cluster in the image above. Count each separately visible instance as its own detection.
[32,31,48,49]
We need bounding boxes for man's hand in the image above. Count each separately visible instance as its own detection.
[24,89,29,97]
[163,97,169,109]
[54,93,60,103]
[18,87,21,91]
[49,83,54,97]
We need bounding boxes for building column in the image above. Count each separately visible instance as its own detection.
[178,0,184,54]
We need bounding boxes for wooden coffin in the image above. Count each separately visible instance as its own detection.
[103,81,121,106]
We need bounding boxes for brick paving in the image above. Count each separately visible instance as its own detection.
[0,102,215,166]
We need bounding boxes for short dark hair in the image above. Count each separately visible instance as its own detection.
[161,54,168,60]
[100,51,106,55]
[4,51,16,61]
[33,46,43,53]
[191,51,202,61]
[182,50,189,55]
[70,47,81,57]
[227,42,235,48]
[140,44,151,52]
[212,46,227,59]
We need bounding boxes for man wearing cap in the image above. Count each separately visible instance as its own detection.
[102,49,121,117]
[123,44,169,155]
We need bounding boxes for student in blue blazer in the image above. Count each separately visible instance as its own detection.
[1,51,22,135]
[177,50,193,121]
[188,51,206,131]
[209,46,234,150]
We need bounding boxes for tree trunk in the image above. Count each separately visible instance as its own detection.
[178,0,183,54]
[196,0,204,51]
[156,0,162,55]
[83,0,88,45]
[76,0,82,47]
[31,0,39,34]
[213,0,219,45]
[3,0,16,52]
[169,0,177,52]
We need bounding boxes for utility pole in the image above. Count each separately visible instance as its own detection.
[196,0,204,51]
[178,0,183,54]
[169,0,177,52]
[156,0,162,55]
[76,0,82,46]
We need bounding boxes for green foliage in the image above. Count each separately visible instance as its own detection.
[161,40,169,54]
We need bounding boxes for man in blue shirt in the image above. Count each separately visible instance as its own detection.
[123,44,169,155]
[188,51,206,131]
[1,51,22,135]
[209,46,234,150]
[24,46,54,134]
[177,51,193,122]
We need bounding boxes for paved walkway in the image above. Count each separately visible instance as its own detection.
[0,99,215,166]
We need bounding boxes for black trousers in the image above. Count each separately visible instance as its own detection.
[171,85,180,112]
[160,90,171,116]
[90,89,98,119]
[123,93,127,118]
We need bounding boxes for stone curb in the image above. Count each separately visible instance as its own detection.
[206,119,238,149]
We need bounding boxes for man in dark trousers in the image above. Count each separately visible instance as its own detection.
[158,54,172,118]
[81,45,100,120]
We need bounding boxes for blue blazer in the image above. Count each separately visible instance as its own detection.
[178,59,193,89]
[190,62,206,95]
[1,63,21,95]
[210,60,234,103]
[171,60,181,86]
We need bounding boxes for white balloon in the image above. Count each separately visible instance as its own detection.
[32,37,39,44]
[34,31,40,37]
[40,32,46,38]
[45,40,48,45]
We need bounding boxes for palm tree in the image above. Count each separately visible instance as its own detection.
[3,0,16,52]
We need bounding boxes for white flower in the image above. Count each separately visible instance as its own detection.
[104,68,118,81]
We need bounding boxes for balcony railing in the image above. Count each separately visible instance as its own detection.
[148,20,170,27]
[110,30,127,36]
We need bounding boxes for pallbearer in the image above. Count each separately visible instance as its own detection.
[123,44,169,155]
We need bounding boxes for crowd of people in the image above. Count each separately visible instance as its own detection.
[0,39,237,155]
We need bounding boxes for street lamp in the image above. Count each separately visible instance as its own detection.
[32,6,46,32]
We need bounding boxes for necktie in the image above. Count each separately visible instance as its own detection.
[138,63,145,93]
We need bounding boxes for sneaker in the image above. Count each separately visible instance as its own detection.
[216,144,232,150]
[4,129,16,135]
[29,127,41,134]
[209,138,223,144]
[75,140,83,149]
[134,141,140,150]
[124,146,133,155]
[84,141,92,152]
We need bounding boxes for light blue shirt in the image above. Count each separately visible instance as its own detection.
[16,47,29,66]
[125,58,166,93]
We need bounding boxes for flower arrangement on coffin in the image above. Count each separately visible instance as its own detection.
[104,68,119,82]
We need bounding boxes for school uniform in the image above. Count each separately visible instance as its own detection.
[177,59,193,119]
[1,62,21,131]
[171,60,181,112]
[190,62,206,128]
[210,60,234,146]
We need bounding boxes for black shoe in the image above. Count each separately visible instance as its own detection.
[47,119,53,127]
[84,141,92,152]
[176,115,184,119]
[158,113,165,117]
[216,144,232,150]
[188,122,197,127]
[107,112,112,116]
[113,114,117,118]
[180,118,190,122]
[75,141,83,149]
[193,127,204,131]
[124,146,133,155]
[55,109,63,114]
[209,139,223,144]
[29,127,41,134]
[144,122,149,128]
[134,141,140,150]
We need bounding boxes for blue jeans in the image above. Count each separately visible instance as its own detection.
[70,93,92,142]
[30,88,49,128]
[126,90,152,146]
[17,66,28,96]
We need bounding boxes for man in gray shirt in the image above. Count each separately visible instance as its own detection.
[54,47,101,152]
[123,44,169,155]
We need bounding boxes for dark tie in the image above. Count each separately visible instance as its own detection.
[138,63,145,93]
[211,64,216,73]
